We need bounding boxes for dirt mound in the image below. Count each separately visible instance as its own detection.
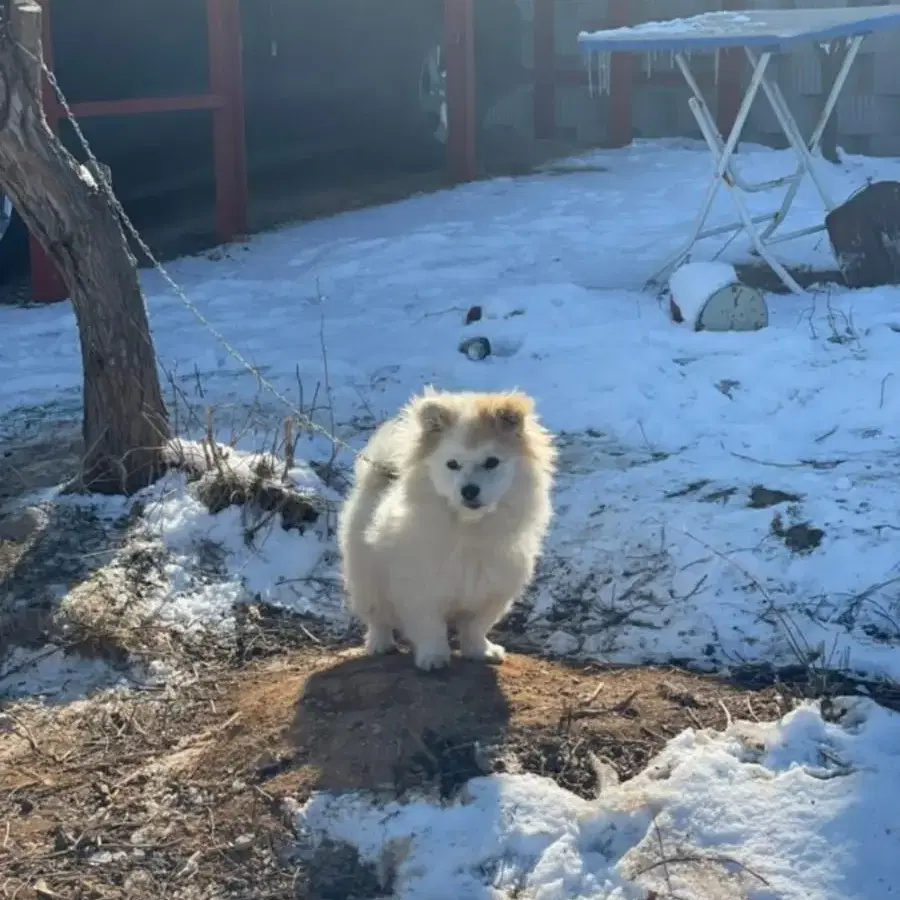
[1,646,789,899]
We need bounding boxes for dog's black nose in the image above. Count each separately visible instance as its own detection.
[461,483,480,502]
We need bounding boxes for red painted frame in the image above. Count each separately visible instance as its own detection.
[30,0,247,303]
[716,0,745,137]
[25,0,740,302]
[532,0,556,140]
[444,0,478,182]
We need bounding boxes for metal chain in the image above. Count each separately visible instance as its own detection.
[18,41,362,461]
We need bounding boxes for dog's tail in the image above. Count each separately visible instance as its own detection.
[353,418,406,493]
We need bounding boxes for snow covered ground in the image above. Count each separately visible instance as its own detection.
[3,139,900,686]
[4,137,900,900]
[297,698,899,900]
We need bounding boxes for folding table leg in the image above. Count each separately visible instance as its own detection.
[755,36,863,242]
[648,52,775,289]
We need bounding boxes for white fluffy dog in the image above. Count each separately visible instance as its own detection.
[338,388,557,671]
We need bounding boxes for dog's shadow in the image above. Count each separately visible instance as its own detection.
[288,652,511,799]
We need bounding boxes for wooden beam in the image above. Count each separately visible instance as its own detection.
[444,0,477,182]
[532,0,555,139]
[716,0,744,138]
[206,0,248,242]
[64,94,225,119]
[607,0,633,148]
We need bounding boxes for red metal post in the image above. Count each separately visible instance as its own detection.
[606,0,633,148]
[444,0,477,183]
[25,0,248,303]
[30,0,68,303]
[532,0,555,140]
[207,0,248,241]
[716,0,743,137]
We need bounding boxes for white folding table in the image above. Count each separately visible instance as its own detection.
[578,6,900,294]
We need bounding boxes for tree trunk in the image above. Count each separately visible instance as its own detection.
[0,0,170,494]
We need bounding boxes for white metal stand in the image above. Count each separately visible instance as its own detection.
[649,35,865,295]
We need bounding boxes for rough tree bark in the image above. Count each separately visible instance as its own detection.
[0,0,169,494]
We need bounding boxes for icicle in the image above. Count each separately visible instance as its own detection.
[587,52,595,98]
[714,47,719,86]
[601,53,611,95]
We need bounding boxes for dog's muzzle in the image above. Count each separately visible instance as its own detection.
[460,483,481,509]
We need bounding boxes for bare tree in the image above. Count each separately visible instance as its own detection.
[0,0,169,494]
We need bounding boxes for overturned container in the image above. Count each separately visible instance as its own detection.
[669,261,768,333]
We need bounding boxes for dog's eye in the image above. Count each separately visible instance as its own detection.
[446,460,461,471]
[483,456,500,470]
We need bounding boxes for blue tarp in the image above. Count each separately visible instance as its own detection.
[578,6,900,55]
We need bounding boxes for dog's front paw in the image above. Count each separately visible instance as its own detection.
[481,640,507,664]
[365,624,397,655]
[461,638,507,664]
[413,643,452,672]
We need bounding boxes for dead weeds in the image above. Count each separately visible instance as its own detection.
[1,646,792,899]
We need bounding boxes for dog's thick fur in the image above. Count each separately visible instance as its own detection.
[338,388,556,671]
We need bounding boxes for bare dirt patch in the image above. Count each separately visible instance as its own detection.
[0,500,138,701]
[770,512,826,555]
[746,485,802,510]
[0,425,82,507]
[1,645,792,899]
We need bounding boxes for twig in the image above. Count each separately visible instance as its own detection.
[316,283,339,477]
[813,425,838,444]
[581,682,605,707]
[725,446,843,471]
[745,696,760,723]
[570,689,639,720]
[651,818,674,897]
[283,418,294,474]
[413,305,467,323]
[718,699,733,729]
[205,408,226,478]
[685,707,704,730]
[880,373,894,410]
[634,851,771,886]
[298,623,322,645]
[673,574,707,603]
[6,712,47,759]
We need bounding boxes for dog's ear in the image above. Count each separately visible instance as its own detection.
[479,392,534,435]
[413,396,456,435]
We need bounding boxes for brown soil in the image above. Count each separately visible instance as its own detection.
[1,644,790,900]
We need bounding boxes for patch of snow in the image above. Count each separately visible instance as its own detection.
[0,644,159,704]
[668,260,738,328]
[118,441,342,631]
[296,698,900,900]
[77,163,97,190]
[579,12,757,44]
[3,140,900,679]
[1,442,341,703]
